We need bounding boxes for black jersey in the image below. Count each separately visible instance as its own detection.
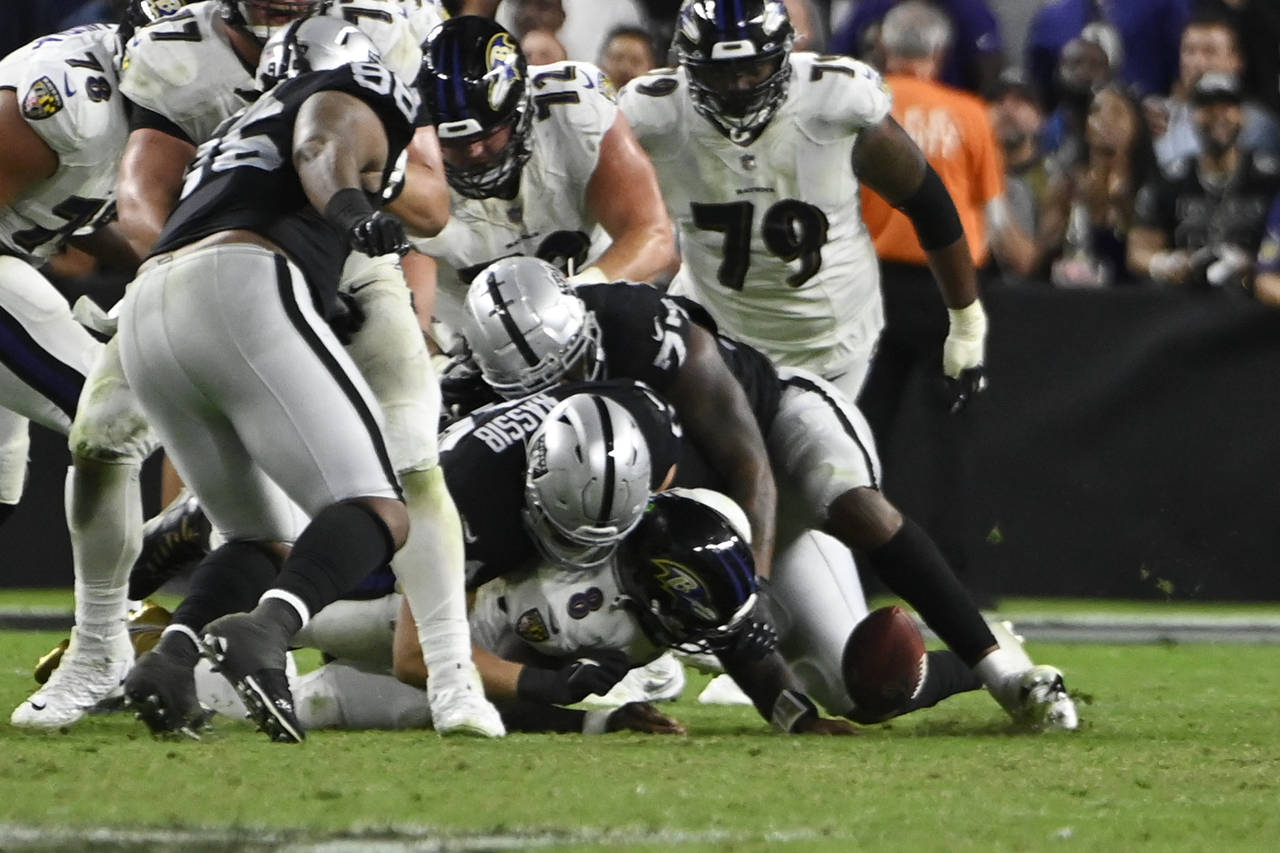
[441,379,685,590]
[576,281,782,432]
[152,62,418,313]
[1134,151,1280,254]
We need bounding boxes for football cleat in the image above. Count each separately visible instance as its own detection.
[428,665,506,738]
[11,628,133,728]
[696,673,755,706]
[129,489,212,600]
[124,645,206,739]
[201,613,304,743]
[33,600,173,685]
[1014,665,1079,731]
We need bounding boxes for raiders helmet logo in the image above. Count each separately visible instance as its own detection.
[515,607,550,643]
[22,77,64,120]
[483,32,521,112]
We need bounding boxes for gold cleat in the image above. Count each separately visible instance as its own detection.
[32,600,174,684]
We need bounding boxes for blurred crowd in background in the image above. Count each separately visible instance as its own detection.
[7,0,1280,302]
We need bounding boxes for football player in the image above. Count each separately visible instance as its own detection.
[3,17,160,730]
[458,256,1080,731]
[617,0,987,407]
[62,0,505,737]
[113,16,427,743]
[413,17,778,582]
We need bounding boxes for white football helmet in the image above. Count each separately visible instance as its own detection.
[461,257,604,399]
[256,15,382,91]
[523,394,652,570]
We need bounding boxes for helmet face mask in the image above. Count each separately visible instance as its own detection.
[617,491,759,654]
[222,0,321,43]
[462,257,605,399]
[673,0,794,145]
[256,16,383,91]
[422,18,533,199]
[523,394,653,571]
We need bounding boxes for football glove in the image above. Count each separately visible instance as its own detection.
[516,649,634,706]
[942,299,988,414]
[327,292,366,346]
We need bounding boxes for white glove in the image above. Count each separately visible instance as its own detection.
[942,299,987,379]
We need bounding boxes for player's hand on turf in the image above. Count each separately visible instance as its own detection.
[794,716,860,736]
[349,210,410,257]
[606,701,687,735]
[516,649,634,705]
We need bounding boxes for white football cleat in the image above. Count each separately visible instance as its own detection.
[11,628,133,728]
[590,651,687,706]
[1014,665,1079,731]
[697,673,754,706]
[429,665,506,738]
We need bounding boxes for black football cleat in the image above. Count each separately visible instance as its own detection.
[129,489,212,600]
[201,614,304,744]
[124,647,206,740]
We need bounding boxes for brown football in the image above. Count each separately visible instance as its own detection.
[841,605,927,720]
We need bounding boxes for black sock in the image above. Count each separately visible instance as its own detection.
[252,596,305,640]
[154,628,201,668]
[272,502,396,619]
[171,541,282,632]
[865,518,995,666]
[902,650,983,713]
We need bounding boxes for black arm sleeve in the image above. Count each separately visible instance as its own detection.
[125,99,194,146]
[894,164,965,251]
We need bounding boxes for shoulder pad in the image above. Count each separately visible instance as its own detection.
[790,53,892,132]
[617,68,683,144]
[321,0,422,83]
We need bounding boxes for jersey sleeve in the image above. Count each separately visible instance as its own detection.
[578,282,694,395]
[616,68,686,162]
[321,0,423,85]
[528,61,618,186]
[791,54,893,140]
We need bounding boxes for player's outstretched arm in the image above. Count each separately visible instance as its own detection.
[579,112,678,283]
[387,125,451,238]
[668,325,778,579]
[718,646,858,735]
[0,91,59,207]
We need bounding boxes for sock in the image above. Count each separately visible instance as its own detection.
[171,541,282,632]
[393,467,474,689]
[903,650,983,713]
[66,461,142,641]
[271,502,396,619]
[154,625,202,668]
[252,595,305,640]
[864,518,995,666]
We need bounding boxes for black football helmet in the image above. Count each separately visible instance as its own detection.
[617,489,759,654]
[220,1,322,43]
[420,16,533,199]
[672,0,794,145]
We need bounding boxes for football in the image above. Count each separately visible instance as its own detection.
[841,605,927,721]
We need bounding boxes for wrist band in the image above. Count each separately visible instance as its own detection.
[324,187,375,233]
[771,689,818,733]
[947,299,987,340]
[582,709,612,734]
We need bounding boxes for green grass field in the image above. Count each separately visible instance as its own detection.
[3,599,1280,851]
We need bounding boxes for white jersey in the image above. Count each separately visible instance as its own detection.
[0,25,127,262]
[410,60,617,330]
[618,53,893,379]
[120,0,424,146]
[320,0,427,83]
[118,2,256,145]
[469,558,663,667]
[394,0,445,44]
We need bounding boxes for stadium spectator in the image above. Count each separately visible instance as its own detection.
[1128,72,1280,289]
[1040,23,1121,166]
[598,26,658,90]
[828,0,1003,96]
[497,0,646,63]
[521,28,567,65]
[1025,0,1190,105]
[1042,83,1158,286]
[1194,0,1280,116]
[988,68,1050,239]
[1147,10,1280,168]
[1254,193,1280,306]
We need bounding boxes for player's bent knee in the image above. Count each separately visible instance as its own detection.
[825,487,903,551]
[351,495,410,552]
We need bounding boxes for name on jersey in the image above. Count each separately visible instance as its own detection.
[472,393,560,453]
[22,77,64,120]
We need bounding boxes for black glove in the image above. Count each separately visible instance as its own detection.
[515,649,634,705]
[327,291,366,346]
[724,579,779,661]
[941,366,986,415]
[324,188,409,257]
[440,354,499,423]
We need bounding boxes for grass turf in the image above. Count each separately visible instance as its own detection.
[2,623,1279,850]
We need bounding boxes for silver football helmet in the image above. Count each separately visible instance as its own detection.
[460,257,604,399]
[523,394,652,570]
[256,15,382,91]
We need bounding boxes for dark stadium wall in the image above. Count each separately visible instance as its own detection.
[3,284,1279,600]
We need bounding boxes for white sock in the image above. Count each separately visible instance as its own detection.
[393,467,474,689]
[67,461,142,641]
